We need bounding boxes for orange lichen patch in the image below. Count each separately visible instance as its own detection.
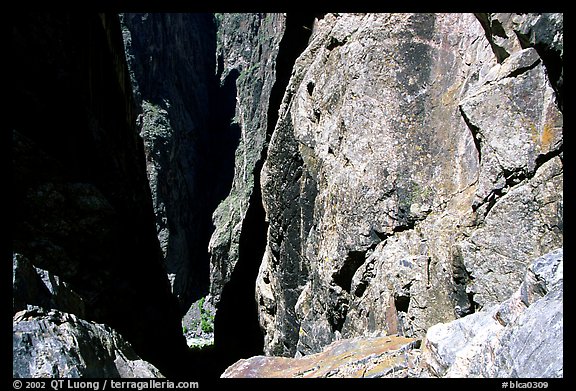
[541,122,553,149]
[440,81,461,106]
[540,121,561,152]
[538,105,563,152]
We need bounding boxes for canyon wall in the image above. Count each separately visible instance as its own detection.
[256,12,563,359]
[120,13,290,370]
[12,13,189,377]
[121,13,219,311]
[12,12,562,379]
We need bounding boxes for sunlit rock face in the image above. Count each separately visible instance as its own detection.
[256,12,562,360]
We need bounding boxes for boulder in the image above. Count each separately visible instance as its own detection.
[221,335,421,378]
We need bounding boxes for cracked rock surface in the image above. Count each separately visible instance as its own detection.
[256,12,562,359]
[221,335,421,378]
[422,248,563,378]
[13,307,163,378]
[224,248,563,378]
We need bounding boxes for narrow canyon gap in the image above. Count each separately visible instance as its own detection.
[11,13,191,377]
[122,12,317,375]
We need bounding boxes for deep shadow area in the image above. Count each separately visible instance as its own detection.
[212,176,267,375]
[208,68,242,213]
[266,13,318,143]
[12,11,319,379]
[122,13,243,313]
[11,12,191,378]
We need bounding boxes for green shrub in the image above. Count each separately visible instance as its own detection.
[201,317,214,333]
[198,296,214,334]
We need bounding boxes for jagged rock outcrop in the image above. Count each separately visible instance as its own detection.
[13,11,562,380]
[121,13,289,371]
[13,253,85,318]
[12,12,189,377]
[210,14,320,371]
[13,307,163,378]
[224,248,563,378]
[475,13,563,110]
[208,13,286,309]
[221,335,421,378]
[256,12,562,359]
[421,248,563,378]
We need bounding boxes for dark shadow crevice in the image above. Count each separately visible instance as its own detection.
[212,12,316,371]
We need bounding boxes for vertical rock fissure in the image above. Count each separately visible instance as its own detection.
[212,13,316,372]
[265,13,318,146]
[13,12,564,380]
[212,163,267,375]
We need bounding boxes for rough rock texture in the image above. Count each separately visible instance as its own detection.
[121,14,287,325]
[13,307,163,378]
[13,253,85,318]
[475,13,563,110]
[12,13,190,377]
[421,248,563,378]
[221,335,421,378]
[222,248,562,378]
[14,11,562,380]
[457,18,563,308]
[256,12,562,358]
[208,13,286,307]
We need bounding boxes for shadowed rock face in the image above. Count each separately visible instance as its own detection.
[13,11,562,380]
[12,12,189,378]
[207,13,288,309]
[120,13,218,311]
[121,13,291,373]
[257,12,562,359]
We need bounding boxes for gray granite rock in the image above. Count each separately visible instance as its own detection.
[13,307,163,378]
[422,248,563,378]
[256,13,562,360]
